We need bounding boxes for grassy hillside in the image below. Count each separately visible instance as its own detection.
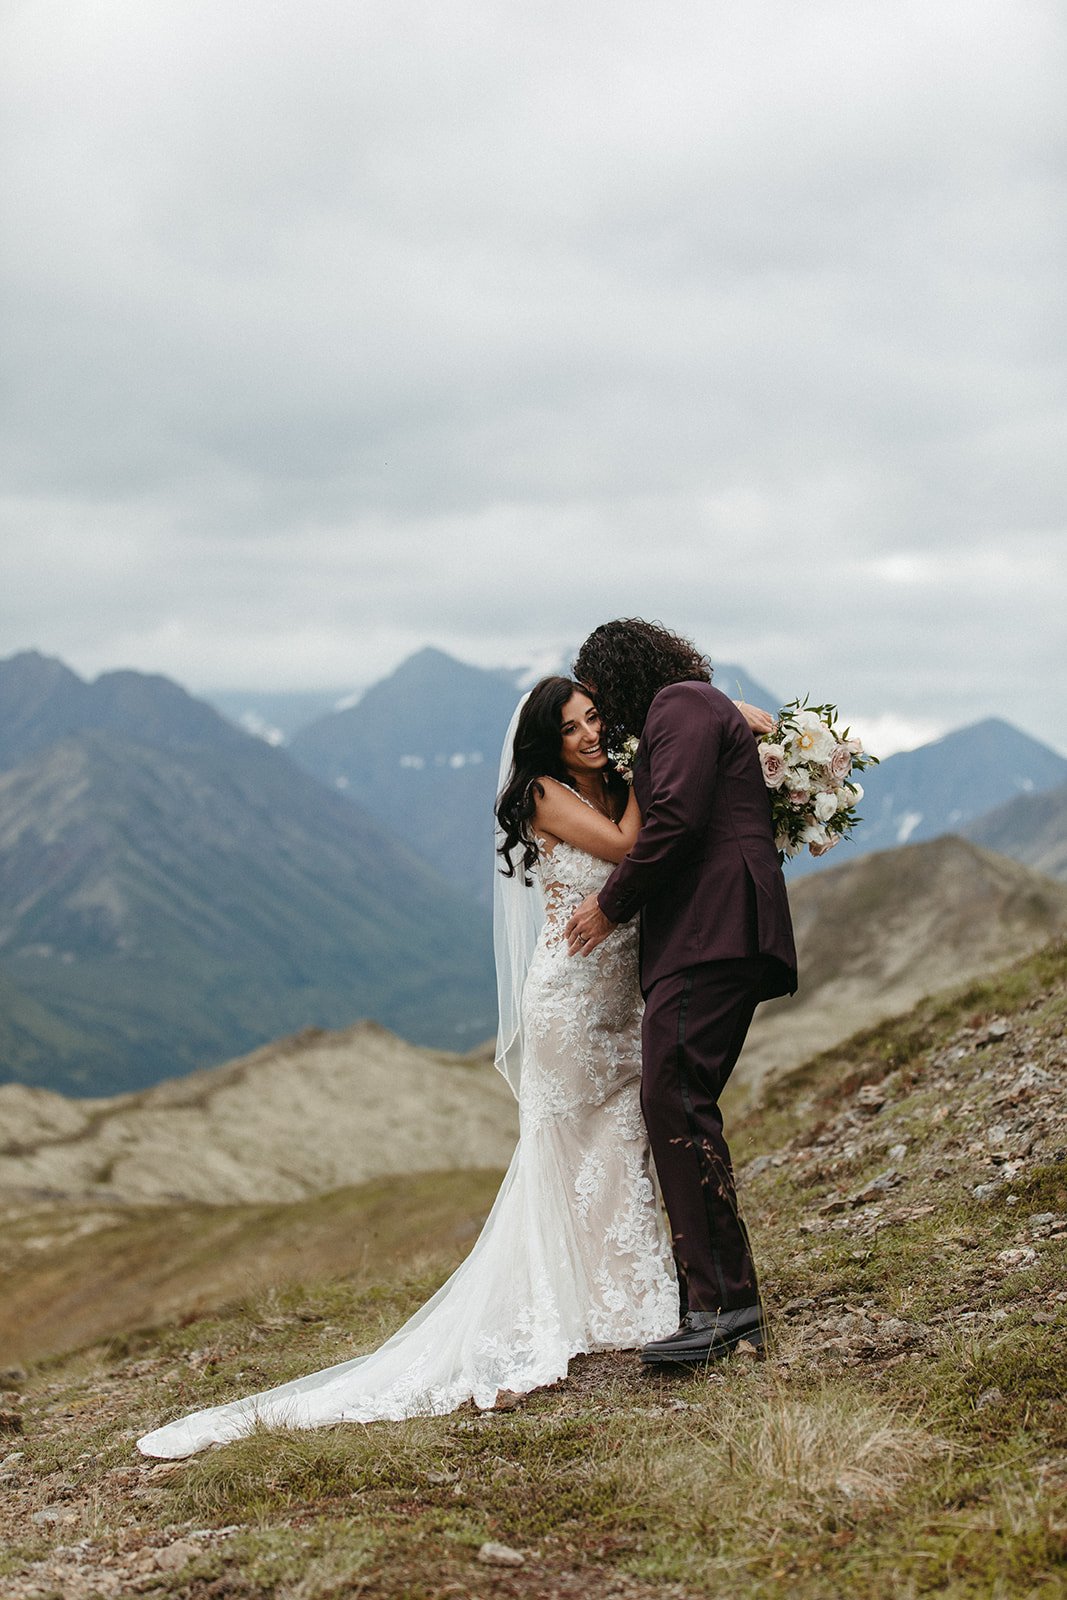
[1,941,1065,1598]
[0,1170,507,1370]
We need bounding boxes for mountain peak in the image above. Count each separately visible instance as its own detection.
[0,652,252,771]
[0,650,85,707]
[1,647,83,681]
[386,648,514,690]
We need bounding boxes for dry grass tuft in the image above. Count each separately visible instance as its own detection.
[172,1412,449,1520]
[630,1380,939,1546]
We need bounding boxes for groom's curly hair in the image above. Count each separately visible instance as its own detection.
[573,619,712,743]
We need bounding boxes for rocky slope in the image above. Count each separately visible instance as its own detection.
[738,834,1067,1097]
[0,941,1062,1599]
[0,1021,517,1206]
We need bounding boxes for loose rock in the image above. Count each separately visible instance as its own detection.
[478,1541,525,1567]
[153,1540,201,1572]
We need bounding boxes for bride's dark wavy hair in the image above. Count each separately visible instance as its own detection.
[572,618,712,746]
[496,675,628,885]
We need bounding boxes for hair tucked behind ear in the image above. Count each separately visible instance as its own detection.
[495,676,626,884]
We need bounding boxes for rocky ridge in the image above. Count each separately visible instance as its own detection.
[0,1022,517,1206]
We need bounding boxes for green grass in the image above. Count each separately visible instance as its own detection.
[2,940,1066,1598]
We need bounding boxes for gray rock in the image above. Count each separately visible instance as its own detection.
[153,1540,201,1572]
[32,1505,76,1524]
[849,1169,903,1205]
[478,1541,525,1567]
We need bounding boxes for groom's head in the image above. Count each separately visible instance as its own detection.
[573,619,712,741]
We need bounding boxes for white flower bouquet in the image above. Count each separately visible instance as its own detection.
[758,699,878,860]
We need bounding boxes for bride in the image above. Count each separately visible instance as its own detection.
[137,676,679,1457]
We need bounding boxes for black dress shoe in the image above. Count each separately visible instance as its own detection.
[640,1305,765,1365]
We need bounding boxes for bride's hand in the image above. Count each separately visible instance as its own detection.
[734,700,774,736]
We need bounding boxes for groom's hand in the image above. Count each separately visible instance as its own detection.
[565,894,616,957]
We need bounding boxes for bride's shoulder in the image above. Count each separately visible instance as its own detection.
[530,775,591,836]
[532,775,589,810]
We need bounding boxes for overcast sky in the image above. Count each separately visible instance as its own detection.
[2,0,1064,755]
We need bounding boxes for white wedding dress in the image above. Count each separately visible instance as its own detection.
[137,834,677,1458]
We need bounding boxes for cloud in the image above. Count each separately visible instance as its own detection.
[1,0,1064,748]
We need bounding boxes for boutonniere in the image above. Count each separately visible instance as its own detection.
[611,734,641,785]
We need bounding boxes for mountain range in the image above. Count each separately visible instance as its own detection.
[964,780,1067,883]
[0,652,496,1094]
[3,643,1066,1100]
[285,649,781,904]
[786,717,1067,878]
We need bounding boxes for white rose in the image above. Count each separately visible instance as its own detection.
[835,786,854,813]
[814,791,838,823]
[801,821,830,848]
[848,781,864,803]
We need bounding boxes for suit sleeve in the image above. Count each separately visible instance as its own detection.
[598,683,721,924]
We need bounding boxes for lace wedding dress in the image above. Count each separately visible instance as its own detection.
[137,834,677,1458]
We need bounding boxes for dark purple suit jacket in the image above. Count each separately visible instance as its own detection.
[598,682,797,997]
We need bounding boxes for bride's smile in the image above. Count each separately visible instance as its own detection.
[559,691,609,780]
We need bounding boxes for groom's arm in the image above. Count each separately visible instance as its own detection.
[597,682,723,925]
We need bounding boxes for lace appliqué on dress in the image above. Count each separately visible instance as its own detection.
[136,836,677,1458]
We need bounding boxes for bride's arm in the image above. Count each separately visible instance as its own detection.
[533,778,641,864]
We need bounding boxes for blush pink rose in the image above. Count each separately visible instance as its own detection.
[829,744,853,781]
[760,743,788,788]
[809,836,839,858]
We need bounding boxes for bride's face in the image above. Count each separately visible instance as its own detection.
[559,691,608,778]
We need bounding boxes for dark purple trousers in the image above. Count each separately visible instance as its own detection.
[641,957,771,1314]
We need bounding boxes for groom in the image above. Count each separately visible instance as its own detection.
[565,619,797,1364]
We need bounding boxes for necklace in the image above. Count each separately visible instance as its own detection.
[575,774,613,818]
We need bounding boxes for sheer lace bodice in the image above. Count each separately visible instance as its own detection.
[137,836,676,1458]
